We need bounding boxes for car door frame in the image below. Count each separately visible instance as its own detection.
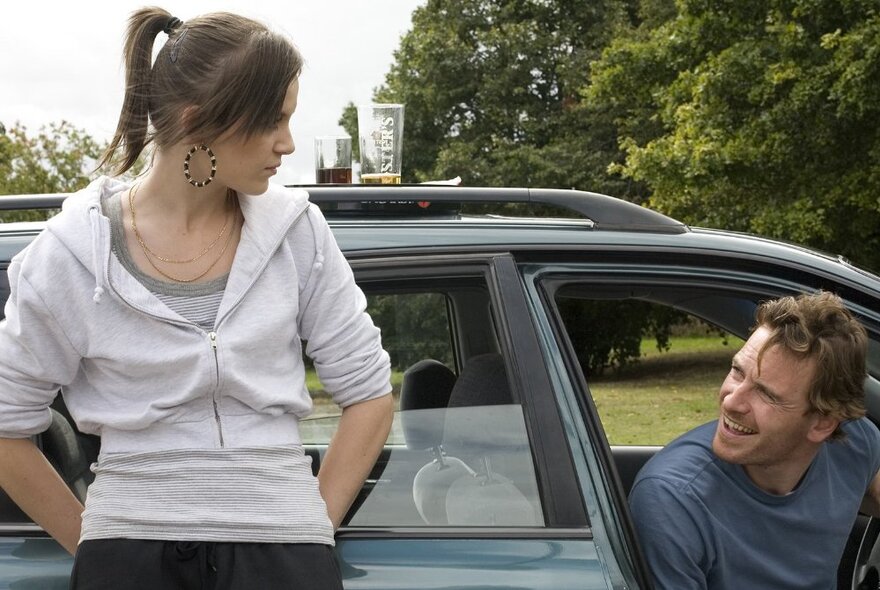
[517,247,880,590]
[332,251,615,589]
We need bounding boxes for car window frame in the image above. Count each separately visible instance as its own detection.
[524,254,880,590]
[335,252,589,538]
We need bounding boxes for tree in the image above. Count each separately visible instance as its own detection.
[589,0,880,272]
[366,293,454,371]
[557,298,683,376]
[342,0,683,371]
[341,0,642,198]
[0,121,105,221]
[0,121,104,195]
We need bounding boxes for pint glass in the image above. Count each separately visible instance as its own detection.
[357,104,404,184]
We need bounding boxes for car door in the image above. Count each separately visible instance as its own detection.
[299,253,642,590]
[516,248,880,590]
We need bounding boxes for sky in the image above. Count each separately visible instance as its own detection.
[1,0,425,184]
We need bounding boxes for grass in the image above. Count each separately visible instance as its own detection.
[589,336,743,445]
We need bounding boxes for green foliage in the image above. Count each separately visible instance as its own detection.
[589,337,734,445]
[0,121,104,222]
[0,121,103,194]
[366,293,454,371]
[338,103,360,162]
[341,0,644,198]
[588,0,880,272]
[556,298,686,376]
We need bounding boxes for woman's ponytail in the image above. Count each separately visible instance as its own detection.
[98,7,174,175]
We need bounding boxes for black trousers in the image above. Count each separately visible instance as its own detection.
[70,539,344,590]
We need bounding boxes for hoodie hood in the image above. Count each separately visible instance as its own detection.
[46,176,315,306]
[49,176,126,303]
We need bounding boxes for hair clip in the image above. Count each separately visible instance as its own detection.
[169,28,188,63]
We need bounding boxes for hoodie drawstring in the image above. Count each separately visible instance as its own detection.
[88,205,106,303]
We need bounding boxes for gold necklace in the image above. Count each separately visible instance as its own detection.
[129,183,231,264]
[128,184,239,283]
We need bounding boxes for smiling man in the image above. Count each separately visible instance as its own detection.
[629,291,880,590]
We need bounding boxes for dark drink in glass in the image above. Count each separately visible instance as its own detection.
[314,136,352,184]
[317,167,353,184]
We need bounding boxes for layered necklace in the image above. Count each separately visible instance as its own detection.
[128,184,238,283]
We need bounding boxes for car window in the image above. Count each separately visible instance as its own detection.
[546,278,880,449]
[302,281,546,528]
[553,291,745,446]
[346,402,544,527]
[305,291,455,433]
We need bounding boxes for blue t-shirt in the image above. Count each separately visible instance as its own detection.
[630,419,880,590]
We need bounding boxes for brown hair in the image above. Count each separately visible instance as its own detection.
[756,291,868,439]
[99,7,303,175]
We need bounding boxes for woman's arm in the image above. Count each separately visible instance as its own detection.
[317,394,394,529]
[0,437,83,555]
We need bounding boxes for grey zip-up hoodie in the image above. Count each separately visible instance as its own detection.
[0,177,391,454]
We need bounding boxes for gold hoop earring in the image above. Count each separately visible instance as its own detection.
[183,144,217,187]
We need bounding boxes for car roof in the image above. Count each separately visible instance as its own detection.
[1,185,878,295]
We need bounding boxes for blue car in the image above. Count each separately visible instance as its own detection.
[0,184,878,589]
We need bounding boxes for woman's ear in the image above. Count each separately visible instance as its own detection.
[179,105,201,142]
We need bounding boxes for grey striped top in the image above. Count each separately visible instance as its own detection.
[105,193,228,329]
[83,194,334,545]
[80,446,333,544]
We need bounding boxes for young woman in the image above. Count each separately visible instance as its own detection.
[0,8,392,589]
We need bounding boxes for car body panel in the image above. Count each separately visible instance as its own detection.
[0,537,610,590]
[336,538,609,590]
[0,538,72,590]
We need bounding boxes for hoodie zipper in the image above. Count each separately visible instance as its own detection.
[107,280,228,448]
[203,206,310,449]
[209,331,225,447]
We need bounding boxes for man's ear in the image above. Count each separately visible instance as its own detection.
[807,413,839,443]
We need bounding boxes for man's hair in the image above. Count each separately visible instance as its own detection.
[756,291,868,439]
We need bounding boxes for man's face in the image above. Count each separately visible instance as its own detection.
[712,325,824,484]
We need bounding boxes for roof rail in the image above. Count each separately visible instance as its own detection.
[0,194,68,210]
[298,185,688,234]
[0,186,689,234]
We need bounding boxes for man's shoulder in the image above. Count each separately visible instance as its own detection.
[842,417,880,444]
[832,417,880,481]
[832,418,880,463]
[633,421,719,492]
